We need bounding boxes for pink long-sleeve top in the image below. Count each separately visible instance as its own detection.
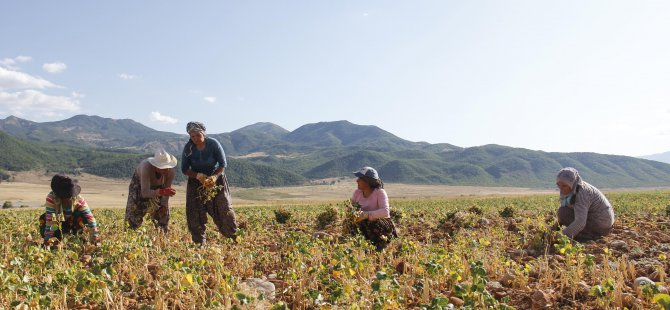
[351,188,390,221]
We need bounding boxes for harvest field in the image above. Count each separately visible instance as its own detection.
[2,191,670,309]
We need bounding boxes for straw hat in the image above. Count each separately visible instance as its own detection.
[148,149,178,169]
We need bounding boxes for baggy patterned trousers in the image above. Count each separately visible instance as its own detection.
[358,218,399,251]
[125,172,170,232]
[186,173,237,244]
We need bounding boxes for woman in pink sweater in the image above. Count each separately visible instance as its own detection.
[351,167,398,251]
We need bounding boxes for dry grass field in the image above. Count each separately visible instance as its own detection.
[2,171,670,309]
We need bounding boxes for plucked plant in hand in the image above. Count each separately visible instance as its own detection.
[198,184,224,203]
[341,200,361,235]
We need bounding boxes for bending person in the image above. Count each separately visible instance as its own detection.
[556,167,615,241]
[125,149,178,232]
[40,174,99,246]
[182,121,237,245]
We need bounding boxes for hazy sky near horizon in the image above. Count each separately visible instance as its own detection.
[1,1,669,157]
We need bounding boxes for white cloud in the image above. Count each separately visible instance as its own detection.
[43,62,67,73]
[71,91,85,98]
[0,90,80,118]
[203,96,217,103]
[0,66,61,90]
[118,73,138,80]
[362,12,369,17]
[149,111,178,124]
[0,56,32,70]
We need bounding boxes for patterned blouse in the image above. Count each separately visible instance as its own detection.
[43,192,99,242]
[562,181,615,238]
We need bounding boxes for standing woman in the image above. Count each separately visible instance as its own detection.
[556,167,615,241]
[351,167,399,251]
[182,121,237,245]
[124,149,178,232]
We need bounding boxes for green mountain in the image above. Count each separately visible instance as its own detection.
[0,115,186,154]
[0,130,305,187]
[3,115,670,188]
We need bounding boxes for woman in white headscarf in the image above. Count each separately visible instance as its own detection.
[556,167,615,240]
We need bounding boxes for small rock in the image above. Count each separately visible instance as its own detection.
[244,278,276,300]
[525,248,539,257]
[531,289,552,309]
[267,273,277,279]
[609,240,628,251]
[449,296,464,307]
[488,281,504,290]
[658,285,669,294]
[577,281,590,296]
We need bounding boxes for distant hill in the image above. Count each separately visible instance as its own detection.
[3,115,670,188]
[0,130,305,187]
[640,151,670,164]
[0,114,186,154]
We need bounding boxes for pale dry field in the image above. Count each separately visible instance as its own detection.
[0,171,560,209]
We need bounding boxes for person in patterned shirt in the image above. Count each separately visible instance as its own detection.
[40,174,99,246]
[556,167,615,241]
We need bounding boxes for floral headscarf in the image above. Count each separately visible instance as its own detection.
[186,121,206,134]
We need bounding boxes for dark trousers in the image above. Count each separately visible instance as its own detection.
[186,174,237,244]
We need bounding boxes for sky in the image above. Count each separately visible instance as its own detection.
[1,1,669,157]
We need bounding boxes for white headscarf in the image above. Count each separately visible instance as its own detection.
[557,167,582,207]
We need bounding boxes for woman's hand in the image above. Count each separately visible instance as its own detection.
[158,188,176,196]
[204,175,218,188]
[354,211,369,223]
[196,173,207,184]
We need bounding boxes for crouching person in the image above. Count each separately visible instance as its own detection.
[556,167,615,241]
[351,167,399,251]
[40,174,99,246]
[125,149,178,232]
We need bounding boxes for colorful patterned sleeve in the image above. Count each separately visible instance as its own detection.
[43,192,60,242]
[74,196,99,240]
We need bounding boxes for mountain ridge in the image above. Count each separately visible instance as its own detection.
[3,114,670,188]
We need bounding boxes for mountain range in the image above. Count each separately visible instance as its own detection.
[640,151,670,165]
[2,114,670,188]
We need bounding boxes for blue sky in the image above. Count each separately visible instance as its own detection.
[1,1,669,157]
